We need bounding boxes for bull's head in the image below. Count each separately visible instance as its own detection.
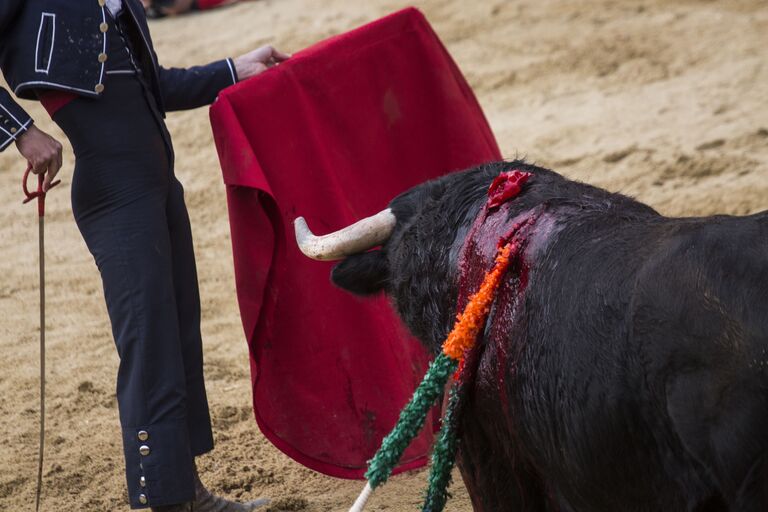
[294,164,519,353]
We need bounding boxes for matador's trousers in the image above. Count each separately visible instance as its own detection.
[53,75,213,509]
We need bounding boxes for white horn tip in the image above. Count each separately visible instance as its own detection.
[294,216,326,261]
[293,216,309,237]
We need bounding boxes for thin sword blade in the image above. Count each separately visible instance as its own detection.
[35,217,45,512]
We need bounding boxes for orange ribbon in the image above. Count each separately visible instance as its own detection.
[442,242,514,362]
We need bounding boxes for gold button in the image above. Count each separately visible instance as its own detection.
[98,53,108,63]
[95,84,105,93]
[10,127,17,134]
[139,445,150,456]
[100,22,109,33]
[137,430,149,441]
[138,494,148,505]
[140,476,146,488]
[98,0,106,6]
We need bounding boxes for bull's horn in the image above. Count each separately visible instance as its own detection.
[294,209,396,261]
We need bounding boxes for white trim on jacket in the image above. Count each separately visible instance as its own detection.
[34,13,56,74]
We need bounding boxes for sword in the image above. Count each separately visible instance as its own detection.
[23,167,60,512]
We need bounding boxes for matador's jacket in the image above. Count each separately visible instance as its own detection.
[0,0,238,151]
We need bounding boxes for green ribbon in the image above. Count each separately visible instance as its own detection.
[422,386,461,512]
[365,353,458,488]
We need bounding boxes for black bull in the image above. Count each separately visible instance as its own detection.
[329,161,768,511]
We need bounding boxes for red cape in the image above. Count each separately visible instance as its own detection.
[209,7,501,479]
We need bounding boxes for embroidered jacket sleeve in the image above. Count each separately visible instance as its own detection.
[157,58,238,112]
[0,0,33,152]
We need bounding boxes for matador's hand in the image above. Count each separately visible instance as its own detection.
[16,125,63,192]
[233,45,290,81]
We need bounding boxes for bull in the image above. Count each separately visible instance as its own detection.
[295,161,768,511]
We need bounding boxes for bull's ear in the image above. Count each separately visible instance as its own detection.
[331,250,389,296]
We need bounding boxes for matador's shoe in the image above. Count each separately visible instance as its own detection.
[150,466,269,511]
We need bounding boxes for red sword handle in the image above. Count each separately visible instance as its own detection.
[22,165,61,217]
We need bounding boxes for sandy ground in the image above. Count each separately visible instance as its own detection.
[1,0,766,510]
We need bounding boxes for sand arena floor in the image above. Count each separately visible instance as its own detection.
[1,0,766,510]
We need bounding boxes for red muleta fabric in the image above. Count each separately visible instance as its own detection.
[195,0,231,10]
[209,7,501,479]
